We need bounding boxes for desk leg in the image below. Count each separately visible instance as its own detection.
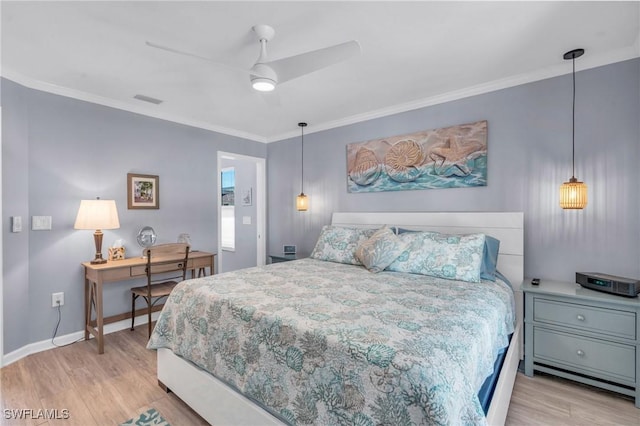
[95,279,104,354]
[84,278,90,341]
[197,255,215,277]
[85,278,105,354]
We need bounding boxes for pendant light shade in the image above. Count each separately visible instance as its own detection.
[296,193,308,211]
[297,122,308,211]
[559,177,588,209]
[560,48,587,210]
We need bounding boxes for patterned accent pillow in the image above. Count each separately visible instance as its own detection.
[310,225,378,265]
[355,227,409,273]
[386,231,486,282]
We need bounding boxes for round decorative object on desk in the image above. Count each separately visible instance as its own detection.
[137,226,157,257]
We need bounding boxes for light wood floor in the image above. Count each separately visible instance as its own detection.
[1,326,639,425]
[0,325,207,426]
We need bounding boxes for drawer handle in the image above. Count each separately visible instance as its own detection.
[576,314,585,321]
[576,349,585,357]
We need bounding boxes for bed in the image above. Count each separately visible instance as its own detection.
[149,212,524,425]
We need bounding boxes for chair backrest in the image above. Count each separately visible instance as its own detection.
[144,243,190,286]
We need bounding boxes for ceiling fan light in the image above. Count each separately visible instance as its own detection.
[250,62,277,92]
[252,78,276,92]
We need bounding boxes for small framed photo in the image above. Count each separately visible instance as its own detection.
[283,245,296,255]
[127,173,159,209]
[242,188,252,206]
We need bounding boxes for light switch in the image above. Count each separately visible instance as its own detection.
[11,216,22,232]
[32,216,52,231]
[242,216,252,225]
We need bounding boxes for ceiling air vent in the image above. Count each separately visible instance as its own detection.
[133,94,163,105]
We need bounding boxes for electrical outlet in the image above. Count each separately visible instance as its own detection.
[52,292,64,307]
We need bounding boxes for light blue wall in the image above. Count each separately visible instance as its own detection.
[2,58,638,356]
[2,80,30,354]
[267,59,640,283]
[2,78,266,354]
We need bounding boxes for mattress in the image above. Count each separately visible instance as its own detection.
[148,258,515,425]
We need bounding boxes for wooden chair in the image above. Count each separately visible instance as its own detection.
[130,243,190,337]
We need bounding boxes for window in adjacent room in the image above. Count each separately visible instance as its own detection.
[221,167,235,251]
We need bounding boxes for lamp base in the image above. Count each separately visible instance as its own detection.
[90,229,108,264]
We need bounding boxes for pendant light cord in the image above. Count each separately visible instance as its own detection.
[299,122,307,194]
[571,54,576,179]
[301,125,304,194]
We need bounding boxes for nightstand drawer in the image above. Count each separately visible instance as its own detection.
[534,327,635,384]
[534,298,636,340]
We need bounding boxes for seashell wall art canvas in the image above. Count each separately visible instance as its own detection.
[347,120,487,193]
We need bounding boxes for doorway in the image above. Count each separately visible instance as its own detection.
[216,151,266,273]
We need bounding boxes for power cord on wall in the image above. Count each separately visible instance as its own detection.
[51,301,83,348]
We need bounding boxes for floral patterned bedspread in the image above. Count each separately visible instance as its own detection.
[148,258,515,425]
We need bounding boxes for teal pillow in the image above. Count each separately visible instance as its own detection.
[386,231,486,283]
[310,225,378,265]
[480,235,500,281]
[355,227,409,273]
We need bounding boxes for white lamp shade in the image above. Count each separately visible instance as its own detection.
[74,199,120,230]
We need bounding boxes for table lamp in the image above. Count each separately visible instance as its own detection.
[74,198,120,264]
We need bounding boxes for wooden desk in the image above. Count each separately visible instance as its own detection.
[82,251,216,354]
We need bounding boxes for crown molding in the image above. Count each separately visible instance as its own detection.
[0,68,268,144]
[2,44,637,145]
[267,45,639,143]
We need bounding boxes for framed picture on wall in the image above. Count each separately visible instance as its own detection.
[127,173,159,209]
[242,188,252,206]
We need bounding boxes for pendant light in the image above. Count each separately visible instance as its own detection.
[559,48,587,209]
[296,122,308,211]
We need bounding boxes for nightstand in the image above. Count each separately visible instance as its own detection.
[523,278,640,407]
[269,254,302,263]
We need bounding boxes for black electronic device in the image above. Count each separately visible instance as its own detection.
[576,272,640,297]
[531,278,540,285]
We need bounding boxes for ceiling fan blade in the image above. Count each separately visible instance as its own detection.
[145,41,253,75]
[259,91,282,107]
[268,40,361,84]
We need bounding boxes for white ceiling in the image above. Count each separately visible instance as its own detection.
[2,1,638,143]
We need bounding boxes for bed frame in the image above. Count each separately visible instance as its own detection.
[157,211,524,426]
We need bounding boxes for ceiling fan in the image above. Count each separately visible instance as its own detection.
[146,24,361,92]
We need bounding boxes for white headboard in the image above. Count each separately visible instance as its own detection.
[331,211,524,286]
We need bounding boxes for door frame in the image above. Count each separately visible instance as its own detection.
[0,106,4,365]
[216,151,266,273]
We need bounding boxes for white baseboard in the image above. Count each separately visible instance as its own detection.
[1,311,161,367]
